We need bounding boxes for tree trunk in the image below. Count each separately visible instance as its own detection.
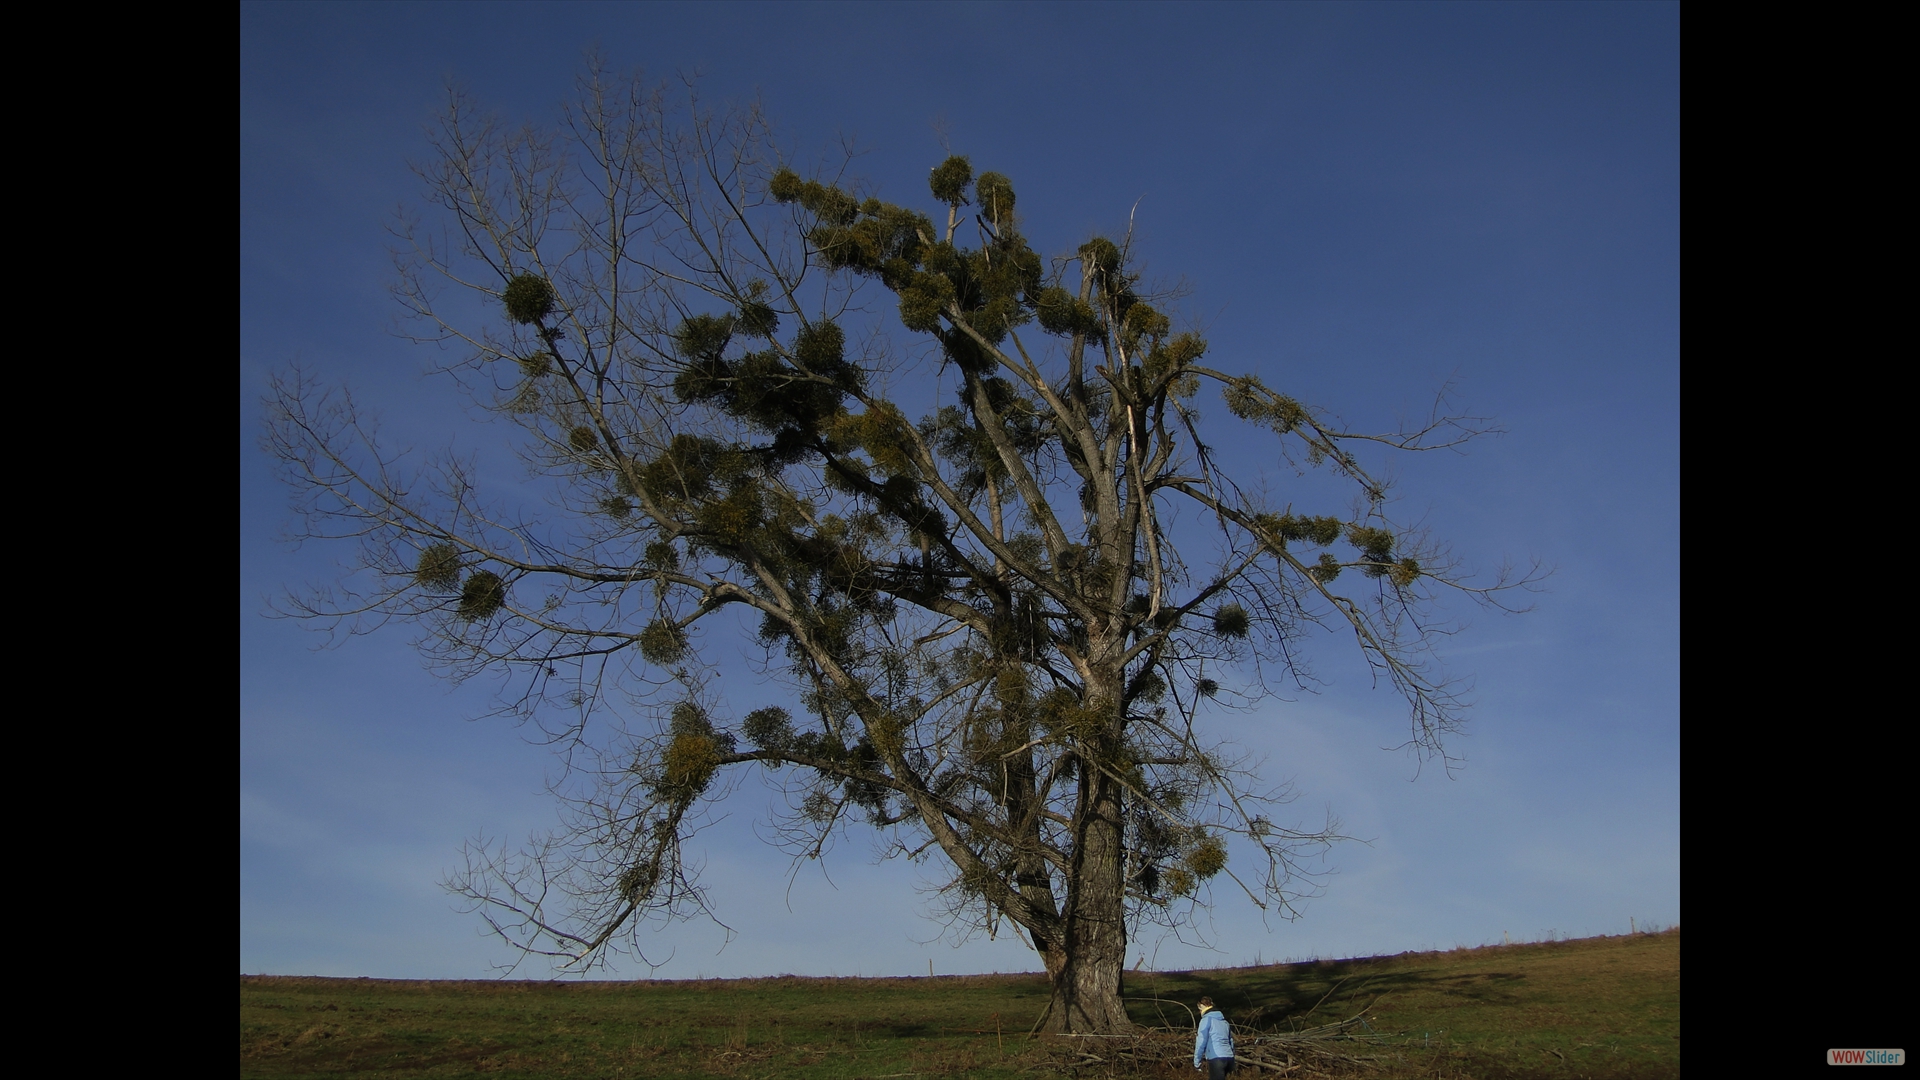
[1045,713,1132,1033]
[1047,921,1130,1033]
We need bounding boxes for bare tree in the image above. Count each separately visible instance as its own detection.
[265,65,1534,1034]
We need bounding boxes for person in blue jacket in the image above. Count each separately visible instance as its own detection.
[1194,995,1235,1076]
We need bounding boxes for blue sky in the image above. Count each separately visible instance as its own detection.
[240,1,1677,980]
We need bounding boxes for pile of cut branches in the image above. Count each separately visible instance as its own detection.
[1038,1012,1401,1076]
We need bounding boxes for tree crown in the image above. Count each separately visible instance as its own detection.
[267,70,1533,993]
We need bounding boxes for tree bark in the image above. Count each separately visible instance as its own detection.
[1046,760,1131,1032]
[1041,655,1133,1033]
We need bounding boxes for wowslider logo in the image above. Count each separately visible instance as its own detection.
[1828,1049,1905,1065]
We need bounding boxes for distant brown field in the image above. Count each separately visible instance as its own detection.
[241,926,1677,1078]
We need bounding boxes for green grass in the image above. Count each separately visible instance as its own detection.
[240,927,1677,1078]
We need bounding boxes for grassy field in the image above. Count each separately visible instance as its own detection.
[240,926,1677,1078]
